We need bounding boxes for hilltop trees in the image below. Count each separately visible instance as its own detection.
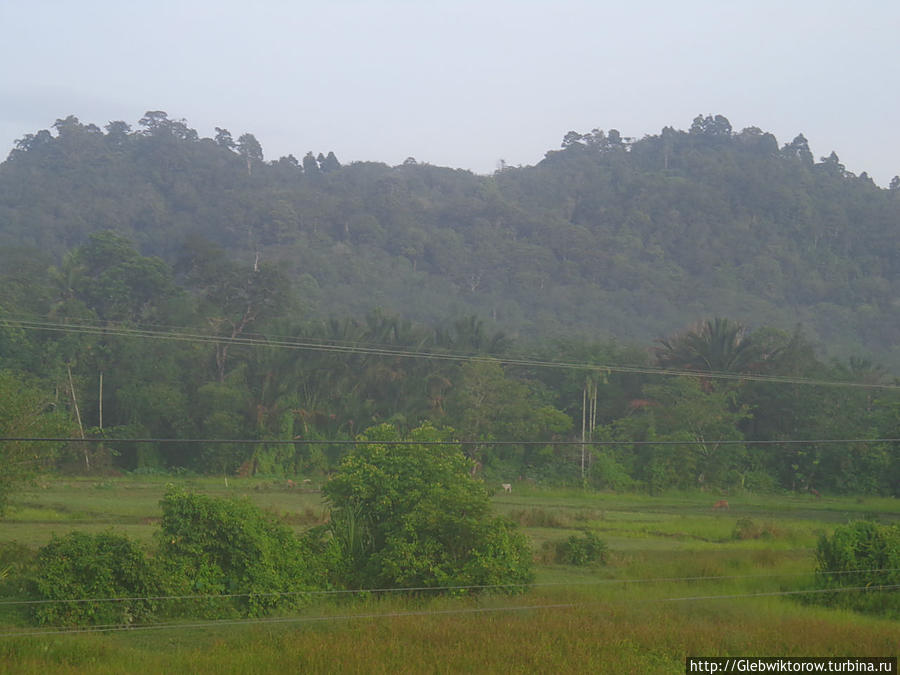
[4,111,899,363]
[237,133,263,174]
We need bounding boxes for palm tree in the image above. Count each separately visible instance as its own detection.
[655,318,762,373]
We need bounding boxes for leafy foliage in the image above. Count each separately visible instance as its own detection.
[0,112,898,497]
[28,492,326,627]
[2,112,899,366]
[554,532,609,566]
[0,371,75,513]
[655,318,764,373]
[813,521,900,617]
[323,424,534,591]
[156,489,320,616]
[29,531,160,626]
[599,377,751,492]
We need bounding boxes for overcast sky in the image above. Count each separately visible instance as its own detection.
[1,1,898,184]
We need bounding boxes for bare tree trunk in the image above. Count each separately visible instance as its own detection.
[215,303,257,383]
[66,363,89,471]
[98,371,103,431]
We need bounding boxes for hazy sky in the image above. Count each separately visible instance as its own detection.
[2,1,898,184]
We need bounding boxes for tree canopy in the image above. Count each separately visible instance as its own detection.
[2,111,898,368]
[0,112,898,497]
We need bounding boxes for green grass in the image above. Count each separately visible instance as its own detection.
[0,594,896,674]
[0,478,897,673]
[1,476,326,546]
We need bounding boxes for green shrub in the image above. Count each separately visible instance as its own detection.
[0,542,35,622]
[508,507,571,528]
[156,489,320,617]
[813,521,900,617]
[554,531,608,566]
[589,451,635,491]
[323,423,534,591]
[732,518,783,540]
[29,531,160,627]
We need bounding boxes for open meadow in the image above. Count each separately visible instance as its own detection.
[0,477,897,674]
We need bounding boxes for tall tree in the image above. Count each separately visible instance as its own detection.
[302,151,320,175]
[319,151,342,173]
[214,127,236,151]
[181,242,293,382]
[237,133,263,175]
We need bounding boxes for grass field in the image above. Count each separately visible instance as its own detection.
[0,477,897,673]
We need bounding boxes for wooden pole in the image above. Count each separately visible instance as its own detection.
[581,386,587,481]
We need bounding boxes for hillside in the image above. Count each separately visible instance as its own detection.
[1,112,898,366]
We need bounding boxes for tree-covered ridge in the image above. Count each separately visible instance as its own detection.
[2,112,898,365]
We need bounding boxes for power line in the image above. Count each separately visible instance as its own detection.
[0,603,580,639]
[3,584,898,639]
[4,568,897,608]
[7,317,899,391]
[3,313,482,356]
[662,584,900,603]
[2,437,898,446]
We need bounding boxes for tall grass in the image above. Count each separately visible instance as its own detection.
[0,479,897,672]
[1,591,897,674]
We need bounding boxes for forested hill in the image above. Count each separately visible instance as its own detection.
[2,112,898,366]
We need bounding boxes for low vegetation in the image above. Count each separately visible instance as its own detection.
[812,520,900,618]
[23,428,535,629]
[551,531,609,566]
[30,532,159,627]
[0,477,896,672]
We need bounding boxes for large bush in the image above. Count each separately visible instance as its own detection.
[156,489,320,617]
[29,531,160,626]
[814,520,900,617]
[322,423,534,591]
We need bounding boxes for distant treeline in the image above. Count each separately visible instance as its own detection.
[1,230,898,495]
[0,112,898,494]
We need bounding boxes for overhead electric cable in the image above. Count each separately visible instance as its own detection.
[3,568,897,608]
[0,603,580,638]
[2,584,898,639]
[6,317,899,390]
[2,437,898,446]
[662,584,900,602]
